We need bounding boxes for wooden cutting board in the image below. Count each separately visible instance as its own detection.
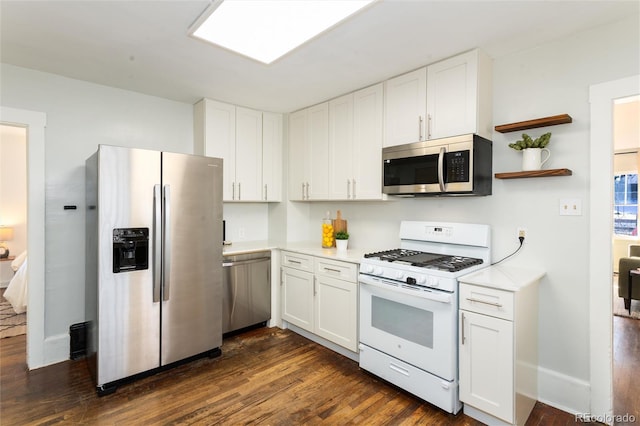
[332,210,347,235]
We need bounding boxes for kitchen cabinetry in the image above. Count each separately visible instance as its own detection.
[194,98,283,202]
[383,49,492,147]
[426,49,492,140]
[328,83,384,200]
[458,266,543,426]
[280,251,358,352]
[288,103,330,200]
[384,68,427,147]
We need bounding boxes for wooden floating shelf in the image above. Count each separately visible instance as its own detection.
[495,114,572,133]
[495,168,573,179]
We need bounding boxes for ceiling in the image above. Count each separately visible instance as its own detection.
[1,1,638,113]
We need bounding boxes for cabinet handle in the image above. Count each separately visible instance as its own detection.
[466,297,503,308]
[301,182,305,199]
[324,267,342,274]
[232,182,236,200]
[418,115,423,141]
[238,182,241,200]
[352,179,356,199]
[461,312,466,345]
[427,114,432,139]
[287,259,302,265]
[264,184,268,201]
[306,182,310,199]
[347,179,351,199]
[313,276,317,296]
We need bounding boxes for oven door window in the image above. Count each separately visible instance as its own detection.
[372,295,433,348]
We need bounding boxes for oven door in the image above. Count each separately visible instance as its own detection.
[359,274,457,381]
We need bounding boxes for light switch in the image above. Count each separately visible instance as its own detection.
[559,198,582,216]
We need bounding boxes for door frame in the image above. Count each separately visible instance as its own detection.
[589,75,640,421]
[0,106,46,369]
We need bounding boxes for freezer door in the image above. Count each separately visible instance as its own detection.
[161,152,223,365]
[97,145,161,386]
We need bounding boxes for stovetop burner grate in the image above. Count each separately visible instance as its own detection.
[364,248,483,272]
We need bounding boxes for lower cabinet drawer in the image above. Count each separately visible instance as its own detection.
[315,257,358,282]
[459,283,514,321]
[359,343,459,414]
[281,251,314,272]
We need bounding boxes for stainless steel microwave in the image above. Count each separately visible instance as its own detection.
[382,133,492,196]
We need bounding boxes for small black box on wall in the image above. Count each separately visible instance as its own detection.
[69,322,87,360]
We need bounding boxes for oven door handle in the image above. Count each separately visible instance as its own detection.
[359,274,453,304]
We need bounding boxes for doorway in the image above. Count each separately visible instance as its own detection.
[589,75,640,422]
[0,106,46,369]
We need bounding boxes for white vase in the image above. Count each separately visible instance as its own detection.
[336,239,349,251]
[522,147,551,171]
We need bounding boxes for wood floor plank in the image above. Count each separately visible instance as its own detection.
[1,326,599,425]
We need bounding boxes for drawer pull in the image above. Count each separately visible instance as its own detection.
[389,362,409,377]
[288,260,302,265]
[324,267,342,274]
[466,297,503,308]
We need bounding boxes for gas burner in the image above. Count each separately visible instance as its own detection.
[364,248,483,273]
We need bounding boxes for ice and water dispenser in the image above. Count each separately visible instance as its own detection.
[112,228,149,273]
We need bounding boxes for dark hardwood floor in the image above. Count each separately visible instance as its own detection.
[1,327,595,425]
[613,316,640,425]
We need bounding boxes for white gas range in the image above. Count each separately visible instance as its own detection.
[358,221,491,414]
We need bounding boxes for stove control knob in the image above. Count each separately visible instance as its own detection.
[429,277,439,287]
[374,267,384,276]
[396,271,405,280]
[362,264,374,274]
[416,276,426,285]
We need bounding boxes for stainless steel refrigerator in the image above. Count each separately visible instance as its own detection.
[85,144,223,395]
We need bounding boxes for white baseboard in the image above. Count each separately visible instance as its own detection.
[538,365,590,415]
[43,333,70,367]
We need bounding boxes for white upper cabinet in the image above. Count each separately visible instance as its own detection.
[194,99,283,202]
[328,93,354,199]
[194,99,236,200]
[262,112,283,202]
[426,49,493,140]
[384,68,427,147]
[384,49,493,147]
[288,103,330,200]
[352,83,384,200]
[235,106,263,201]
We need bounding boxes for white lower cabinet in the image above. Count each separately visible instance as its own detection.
[458,267,542,426]
[280,251,358,352]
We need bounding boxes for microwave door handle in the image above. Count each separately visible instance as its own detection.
[437,146,446,192]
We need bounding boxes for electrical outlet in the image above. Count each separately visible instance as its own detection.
[517,227,527,240]
[559,198,582,216]
[238,227,245,239]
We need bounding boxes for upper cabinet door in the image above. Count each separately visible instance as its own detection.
[194,99,236,201]
[235,106,263,201]
[307,103,330,200]
[262,112,283,202]
[288,109,309,201]
[426,49,493,140]
[384,67,427,147]
[329,93,354,200]
[353,83,384,200]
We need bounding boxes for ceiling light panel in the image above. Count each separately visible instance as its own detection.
[190,0,374,64]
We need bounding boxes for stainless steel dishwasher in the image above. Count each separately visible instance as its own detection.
[222,251,271,334]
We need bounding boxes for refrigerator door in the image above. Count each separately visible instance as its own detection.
[97,145,161,386]
[161,152,223,365]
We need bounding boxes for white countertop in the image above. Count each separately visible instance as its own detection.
[222,240,375,264]
[458,264,546,292]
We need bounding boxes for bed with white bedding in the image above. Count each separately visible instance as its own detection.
[4,251,27,314]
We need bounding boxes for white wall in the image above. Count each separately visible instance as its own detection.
[0,65,195,340]
[284,15,640,412]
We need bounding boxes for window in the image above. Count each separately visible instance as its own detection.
[614,172,638,236]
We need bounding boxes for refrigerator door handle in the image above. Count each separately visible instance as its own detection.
[162,184,171,301]
[153,184,162,303]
